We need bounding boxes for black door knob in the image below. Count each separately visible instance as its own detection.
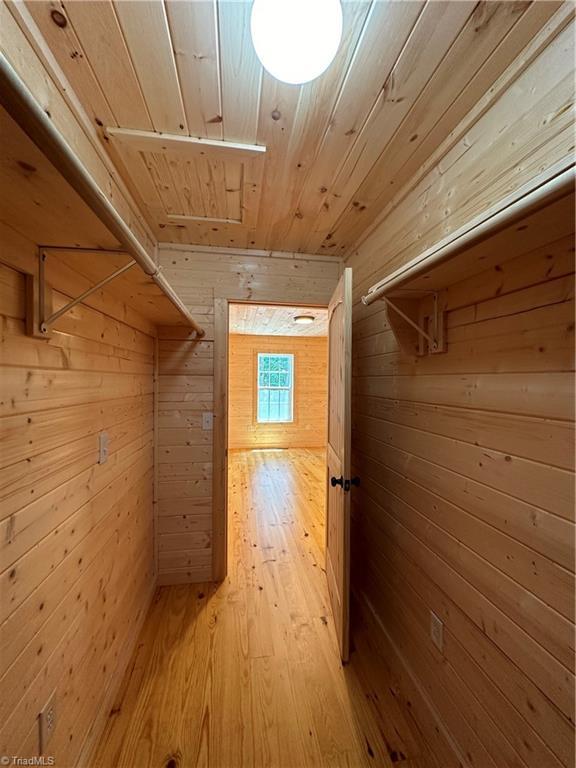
[331,476,344,487]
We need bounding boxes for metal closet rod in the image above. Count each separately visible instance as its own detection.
[362,165,575,306]
[0,53,204,337]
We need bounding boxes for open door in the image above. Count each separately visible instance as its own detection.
[326,267,353,662]
[212,298,229,581]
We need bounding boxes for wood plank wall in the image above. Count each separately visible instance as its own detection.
[346,19,575,768]
[0,225,156,764]
[228,334,328,450]
[156,324,214,587]
[156,246,340,584]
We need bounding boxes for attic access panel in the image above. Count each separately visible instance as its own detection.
[147,152,243,223]
[105,128,266,234]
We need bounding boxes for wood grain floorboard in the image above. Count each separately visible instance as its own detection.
[91,448,433,767]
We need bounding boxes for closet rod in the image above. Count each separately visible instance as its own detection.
[0,52,204,336]
[362,165,574,306]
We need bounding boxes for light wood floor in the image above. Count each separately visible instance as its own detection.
[92,448,432,768]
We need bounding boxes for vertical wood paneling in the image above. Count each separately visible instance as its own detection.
[112,0,187,134]
[217,0,262,143]
[166,0,223,139]
[15,0,568,253]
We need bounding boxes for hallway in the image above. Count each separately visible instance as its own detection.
[92,450,430,768]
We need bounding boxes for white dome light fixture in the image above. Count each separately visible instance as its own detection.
[250,0,343,86]
[294,314,315,325]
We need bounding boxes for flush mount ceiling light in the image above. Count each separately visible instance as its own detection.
[250,0,343,85]
[294,314,315,325]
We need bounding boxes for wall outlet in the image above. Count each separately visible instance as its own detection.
[202,412,214,431]
[39,690,57,754]
[98,431,109,464]
[430,611,444,652]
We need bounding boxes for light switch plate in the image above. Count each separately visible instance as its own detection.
[202,412,214,431]
[98,431,109,464]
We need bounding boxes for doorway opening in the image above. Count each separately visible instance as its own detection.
[226,301,329,610]
[211,269,352,660]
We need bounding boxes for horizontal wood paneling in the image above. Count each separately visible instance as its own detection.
[156,326,213,586]
[347,221,576,755]
[159,244,342,307]
[156,246,340,584]
[346,18,575,768]
[0,231,155,765]
[349,15,575,290]
[351,258,575,766]
[228,334,327,449]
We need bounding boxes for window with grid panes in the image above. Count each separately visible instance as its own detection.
[257,353,294,423]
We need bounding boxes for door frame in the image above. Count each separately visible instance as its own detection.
[212,298,229,581]
[211,298,329,582]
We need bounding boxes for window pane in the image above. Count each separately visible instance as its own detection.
[271,400,279,421]
[258,389,269,421]
[278,372,289,387]
[270,356,280,372]
[278,390,290,421]
[259,371,268,387]
[269,372,279,387]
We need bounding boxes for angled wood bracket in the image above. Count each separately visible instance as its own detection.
[26,249,136,337]
[382,292,446,356]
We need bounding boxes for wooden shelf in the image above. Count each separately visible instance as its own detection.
[362,166,575,356]
[0,106,192,329]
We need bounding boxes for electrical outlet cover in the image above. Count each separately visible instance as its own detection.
[98,431,109,464]
[39,689,57,754]
[430,611,444,652]
[202,412,214,431]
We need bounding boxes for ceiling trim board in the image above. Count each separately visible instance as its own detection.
[105,127,267,160]
[159,242,344,264]
[167,214,242,226]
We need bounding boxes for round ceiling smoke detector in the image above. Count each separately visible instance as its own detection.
[250,0,343,86]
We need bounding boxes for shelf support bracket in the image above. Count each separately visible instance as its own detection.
[27,250,137,337]
[381,292,446,356]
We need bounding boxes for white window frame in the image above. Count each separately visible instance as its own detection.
[256,352,294,423]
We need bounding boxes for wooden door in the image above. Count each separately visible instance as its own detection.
[212,298,229,581]
[326,267,353,662]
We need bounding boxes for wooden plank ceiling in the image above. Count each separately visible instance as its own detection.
[25,0,561,254]
[229,304,328,336]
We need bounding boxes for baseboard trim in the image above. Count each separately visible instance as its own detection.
[77,577,157,767]
[353,589,467,768]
